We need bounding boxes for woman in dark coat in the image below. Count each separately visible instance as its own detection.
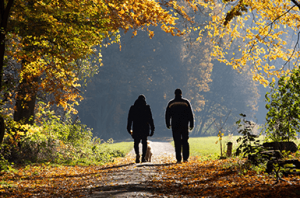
[127,95,155,163]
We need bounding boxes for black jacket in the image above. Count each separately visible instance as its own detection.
[165,96,194,130]
[127,98,154,138]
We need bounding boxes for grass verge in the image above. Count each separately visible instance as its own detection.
[104,141,133,155]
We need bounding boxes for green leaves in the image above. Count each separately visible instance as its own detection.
[265,68,300,142]
[235,114,260,157]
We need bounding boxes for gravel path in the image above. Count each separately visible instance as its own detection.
[128,141,175,161]
[89,141,176,197]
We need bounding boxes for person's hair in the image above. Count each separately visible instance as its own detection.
[138,94,146,101]
[134,94,146,106]
[174,89,182,96]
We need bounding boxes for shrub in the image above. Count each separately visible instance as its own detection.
[235,114,262,158]
[0,108,125,167]
[265,68,300,142]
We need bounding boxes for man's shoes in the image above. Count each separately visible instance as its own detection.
[176,160,181,163]
[183,159,188,163]
[136,155,140,163]
[141,157,146,163]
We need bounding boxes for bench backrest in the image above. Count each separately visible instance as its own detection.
[262,142,298,153]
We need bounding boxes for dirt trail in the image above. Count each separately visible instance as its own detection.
[128,141,175,160]
[89,141,176,197]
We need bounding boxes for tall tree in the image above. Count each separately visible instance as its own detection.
[0,0,14,142]
[0,1,14,93]
[2,0,181,123]
[1,0,191,143]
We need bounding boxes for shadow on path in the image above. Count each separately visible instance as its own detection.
[88,141,177,197]
[88,162,175,198]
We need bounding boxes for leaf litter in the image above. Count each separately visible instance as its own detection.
[0,154,300,197]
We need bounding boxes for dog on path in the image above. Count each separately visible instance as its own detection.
[145,141,152,162]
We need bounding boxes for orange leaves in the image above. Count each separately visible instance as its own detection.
[0,163,102,197]
[147,28,155,39]
[105,0,180,38]
[2,155,300,197]
[151,157,300,197]
[5,0,190,114]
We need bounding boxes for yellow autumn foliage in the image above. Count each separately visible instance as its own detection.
[190,0,300,86]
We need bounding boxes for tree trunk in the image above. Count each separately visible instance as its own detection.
[0,117,5,143]
[13,78,37,124]
[14,61,38,124]
[0,0,15,143]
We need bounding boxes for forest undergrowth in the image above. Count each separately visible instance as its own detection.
[1,154,300,197]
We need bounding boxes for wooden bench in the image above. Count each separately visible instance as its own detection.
[262,142,298,153]
[259,142,300,175]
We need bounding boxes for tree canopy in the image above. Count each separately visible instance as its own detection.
[0,0,189,130]
[201,0,300,86]
[2,0,180,110]
[0,0,187,143]
[1,0,298,139]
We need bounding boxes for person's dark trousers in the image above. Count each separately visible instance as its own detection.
[134,137,147,160]
[172,129,189,162]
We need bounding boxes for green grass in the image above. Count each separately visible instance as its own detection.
[188,135,275,157]
[103,141,133,155]
[187,135,300,158]
[187,136,241,158]
[106,136,300,160]
[107,136,240,158]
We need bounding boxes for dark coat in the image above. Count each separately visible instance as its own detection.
[165,96,194,130]
[127,98,154,139]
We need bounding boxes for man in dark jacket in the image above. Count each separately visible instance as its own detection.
[165,89,194,163]
[127,95,155,163]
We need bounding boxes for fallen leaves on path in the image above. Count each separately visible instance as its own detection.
[1,155,300,197]
[0,156,136,198]
[151,156,300,197]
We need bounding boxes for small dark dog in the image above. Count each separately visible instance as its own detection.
[145,141,152,162]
